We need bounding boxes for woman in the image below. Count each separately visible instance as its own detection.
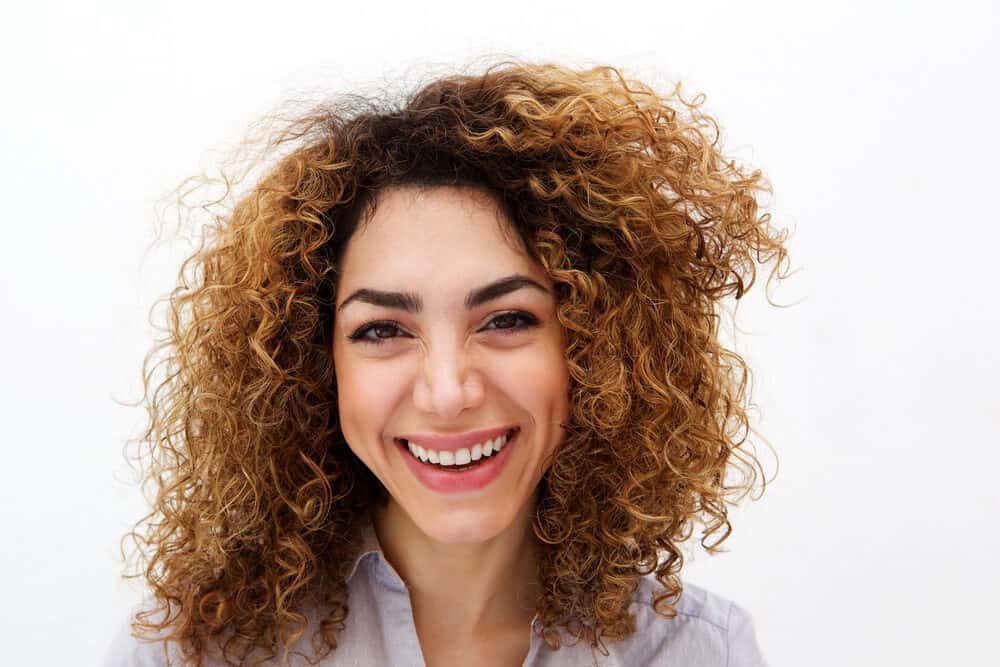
[106,60,788,666]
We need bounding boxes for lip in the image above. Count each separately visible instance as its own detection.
[396,427,521,494]
[395,424,518,452]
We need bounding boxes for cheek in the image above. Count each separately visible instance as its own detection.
[332,349,400,456]
[494,341,570,421]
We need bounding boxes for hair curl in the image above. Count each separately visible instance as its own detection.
[122,59,790,665]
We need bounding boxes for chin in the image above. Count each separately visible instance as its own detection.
[412,503,521,545]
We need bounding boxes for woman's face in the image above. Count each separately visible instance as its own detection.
[332,185,570,545]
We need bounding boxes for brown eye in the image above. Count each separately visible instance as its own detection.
[372,323,398,338]
[492,313,520,329]
[483,311,539,333]
[348,321,407,345]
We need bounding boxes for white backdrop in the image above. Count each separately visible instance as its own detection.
[1,1,997,665]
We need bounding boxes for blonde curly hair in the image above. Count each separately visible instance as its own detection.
[123,59,790,665]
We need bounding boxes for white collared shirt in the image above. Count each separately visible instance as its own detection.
[104,520,767,666]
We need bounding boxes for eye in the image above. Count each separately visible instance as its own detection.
[481,311,539,333]
[347,311,539,346]
[347,320,408,345]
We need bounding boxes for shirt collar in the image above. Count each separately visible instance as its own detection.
[345,512,383,583]
[343,511,544,632]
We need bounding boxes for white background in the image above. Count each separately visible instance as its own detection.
[1,1,997,665]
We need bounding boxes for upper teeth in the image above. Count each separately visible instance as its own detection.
[406,431,512,466]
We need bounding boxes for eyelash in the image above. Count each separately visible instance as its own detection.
[347,311,539,346]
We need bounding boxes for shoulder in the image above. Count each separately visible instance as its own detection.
[635,576,738,631]
[619,575,768,667]
[102,599,340,667]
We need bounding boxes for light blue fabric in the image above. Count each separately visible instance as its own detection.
[104,521,767,666]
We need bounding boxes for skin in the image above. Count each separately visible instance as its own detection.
[331,185,571,665]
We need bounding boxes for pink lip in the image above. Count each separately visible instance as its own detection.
[396,428,521,494]
[396,424,517,452]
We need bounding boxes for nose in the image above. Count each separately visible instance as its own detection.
[412,337,485,420]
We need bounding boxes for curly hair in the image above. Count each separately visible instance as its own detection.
[122,59,790,665]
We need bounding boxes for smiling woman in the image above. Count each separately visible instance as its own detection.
[106,60,790,666]
[332,186,570,555]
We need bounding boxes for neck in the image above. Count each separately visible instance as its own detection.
[372,495,541,637]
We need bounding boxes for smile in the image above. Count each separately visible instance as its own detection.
[396,427,520,472]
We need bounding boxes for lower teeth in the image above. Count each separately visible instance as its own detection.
[418,453,492,471]
[444,460,485,472]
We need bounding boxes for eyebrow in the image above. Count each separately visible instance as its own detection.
[337,274,550,313]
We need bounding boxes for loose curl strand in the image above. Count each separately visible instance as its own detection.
[121,59,790,666]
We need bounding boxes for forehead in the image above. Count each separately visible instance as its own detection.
[337,186,542,288]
